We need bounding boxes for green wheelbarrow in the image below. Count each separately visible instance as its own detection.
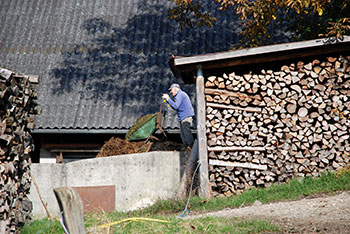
[125,102,167,141]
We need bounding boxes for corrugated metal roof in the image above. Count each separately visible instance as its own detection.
[0,0,285,132]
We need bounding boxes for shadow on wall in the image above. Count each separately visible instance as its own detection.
[50,1,241,112]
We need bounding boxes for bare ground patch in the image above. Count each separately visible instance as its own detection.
[186,191,350,233]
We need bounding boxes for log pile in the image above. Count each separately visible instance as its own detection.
[0,68,40,233]
[205,55,350,196]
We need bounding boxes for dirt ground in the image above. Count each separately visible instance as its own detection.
[187,191,350,234]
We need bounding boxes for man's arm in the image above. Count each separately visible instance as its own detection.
[167,93,183,110]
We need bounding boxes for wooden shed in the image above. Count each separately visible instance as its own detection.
[172,37,350,197]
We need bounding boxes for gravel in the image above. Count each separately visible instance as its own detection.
[186,191,350,233]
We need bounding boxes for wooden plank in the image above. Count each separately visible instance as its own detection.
[175,37,350,66]
[44,143,101,149]
[51,149,100,153]
[208,146,266,152]
[206,102,262,112]
[196,71,210,198]
[53,187,86,234]
[176,44,350,84]
[204,88,261,100]
[209,159,267,170]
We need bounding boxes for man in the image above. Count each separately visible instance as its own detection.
[162,83,195,150]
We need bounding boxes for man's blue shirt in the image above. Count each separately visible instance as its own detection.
[166,89,195,121]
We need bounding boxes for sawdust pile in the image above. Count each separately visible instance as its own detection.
[96,137,183,157]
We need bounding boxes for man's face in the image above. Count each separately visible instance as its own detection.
[170,87,178,96]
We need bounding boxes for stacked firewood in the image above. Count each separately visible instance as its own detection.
[0,68,40,233]
[205,55,350,196]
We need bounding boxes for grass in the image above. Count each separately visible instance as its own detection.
[19,218,64,234]
[135,170,350,215]
[20,170,350,234]
[84,213,278,234]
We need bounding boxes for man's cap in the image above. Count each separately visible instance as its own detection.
[168,83,180,90]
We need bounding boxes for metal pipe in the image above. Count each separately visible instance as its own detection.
[197,64,203,78]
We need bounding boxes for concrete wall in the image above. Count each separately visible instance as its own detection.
[29,151,182,218]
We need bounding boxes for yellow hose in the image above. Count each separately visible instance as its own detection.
[99,217,170,229]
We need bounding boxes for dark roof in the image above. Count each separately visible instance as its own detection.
[174,36,350,83]
[0,0,288,133]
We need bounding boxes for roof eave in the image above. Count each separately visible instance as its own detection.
[32,128,190,134]
[173,36,350,83]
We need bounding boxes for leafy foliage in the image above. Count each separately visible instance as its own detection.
[168,0,350,47]
[167,0,217,29]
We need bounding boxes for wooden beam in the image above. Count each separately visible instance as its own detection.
[196,69,210,198]
[175,38,350,75]
[44,143,101,150]
[205,88,261,100]
[208,146,266,152]
[209,159,267,170]
[56,152,64,163]
[175,37,350,66]
[51,149,100,153]
[177,45,350,81]
[206,102,262,112]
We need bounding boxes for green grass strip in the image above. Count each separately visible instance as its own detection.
[135,171,350,215]
[19,219,63,234]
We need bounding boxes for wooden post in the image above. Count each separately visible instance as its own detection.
[56,151,64,163]
[53,187,86,234]
[196,65,209,198]
[176,140,199,199]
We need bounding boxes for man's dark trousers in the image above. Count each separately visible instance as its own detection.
[180,117,193,147]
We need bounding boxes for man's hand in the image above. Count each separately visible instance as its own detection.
[162,93,170,101]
